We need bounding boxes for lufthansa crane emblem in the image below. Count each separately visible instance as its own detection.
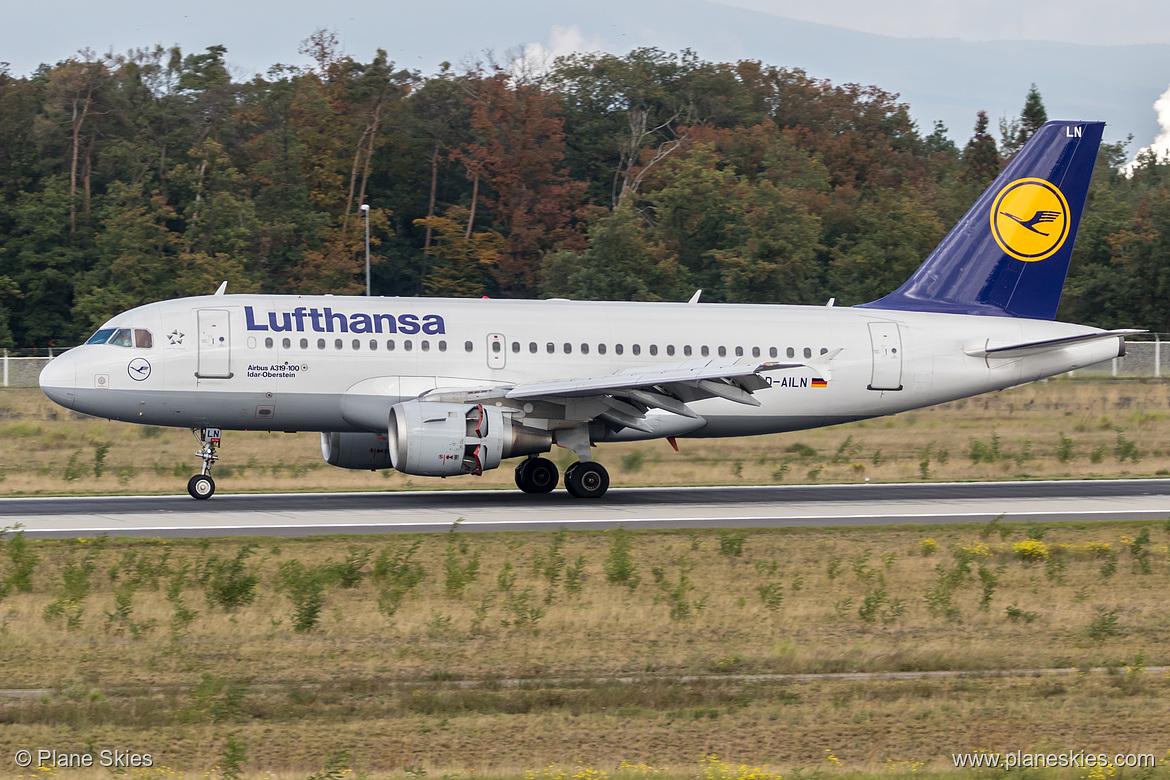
[990,178,1071,262]
[127,357,151,381]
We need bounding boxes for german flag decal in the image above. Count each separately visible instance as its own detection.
[811,378,828,389]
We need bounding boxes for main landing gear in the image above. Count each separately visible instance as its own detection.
[514,456,559,494]
[513,456,610,499]
[188,427,220,500]
[565,461,609,499]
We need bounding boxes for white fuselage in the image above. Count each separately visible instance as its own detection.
[39,294,1119,439]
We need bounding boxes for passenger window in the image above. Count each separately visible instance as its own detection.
[820,347,829,355]
[404,341,413,352]
[632,345,641,356]
[388,340,396,351]
[318,339,326,349]
[718,346,727,357]
[300,338,309,349]
[598,344,607,355]
[564,343,572,354]
[512,341,520,353]
[465,341,473,352]
[110,329,133,347]
[735,346,744,357]
[370,340,378,350]
[421,341,430,352]
[334,339,343,350]
[615,344,624,355]
[492,341,501,353]
[265,337,274,349]
[684,345,692,356]
[786,347,795,358]
[134,329,153,348]
[769,347,777,358]
[529,342,538,354]
[752,347,760,358]
[649,345,658,356]
[803,347,812,358]
[546,343,555,354]
[439,341,447,352]
[352,339,361,350]
[667,345,675,356]
[282,338,291,349]
[701,346,710,357]
[581,343,590,354]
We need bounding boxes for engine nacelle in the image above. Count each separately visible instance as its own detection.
[320,432,393,470]
[387,401,552,477]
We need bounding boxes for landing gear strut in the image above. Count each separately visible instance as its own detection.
[188,427,220,500]
[515,456,559,494]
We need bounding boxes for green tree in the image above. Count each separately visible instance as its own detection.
[540,206,685,301]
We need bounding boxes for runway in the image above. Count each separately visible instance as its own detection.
[3,479,1170,538]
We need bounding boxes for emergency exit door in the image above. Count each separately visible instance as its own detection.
[487,333,506,369]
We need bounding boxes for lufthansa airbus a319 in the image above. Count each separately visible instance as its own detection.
[39,121,1138,499]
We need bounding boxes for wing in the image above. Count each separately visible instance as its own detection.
[420,350,842,434]
[1032,210,1061,224]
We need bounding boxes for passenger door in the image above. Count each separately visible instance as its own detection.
[196,309,234,379]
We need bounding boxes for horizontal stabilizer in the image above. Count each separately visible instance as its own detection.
[965,330,1144,359]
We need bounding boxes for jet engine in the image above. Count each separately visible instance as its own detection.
[387,400,552,477]
[320,432,393,470]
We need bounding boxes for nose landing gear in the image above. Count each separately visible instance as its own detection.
[188,427,221,499]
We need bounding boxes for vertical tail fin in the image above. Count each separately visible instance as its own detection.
[861,120,1104,320]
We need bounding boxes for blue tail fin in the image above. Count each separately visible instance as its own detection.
[860,120,1104,320]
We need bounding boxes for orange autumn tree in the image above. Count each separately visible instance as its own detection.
[456,71,587,296]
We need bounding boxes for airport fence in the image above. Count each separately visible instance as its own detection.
[4,336,1170,388]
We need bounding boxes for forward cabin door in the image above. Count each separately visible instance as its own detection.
[196,309,234,379]
[867,322,903,391]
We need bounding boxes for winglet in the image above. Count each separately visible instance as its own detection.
[214,281,228,296]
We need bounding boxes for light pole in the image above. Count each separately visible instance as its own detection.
[361,203,371,296]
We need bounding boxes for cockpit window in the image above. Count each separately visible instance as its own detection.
[109,329,134,347]
[85,328,116,345]
[85,327,153,348]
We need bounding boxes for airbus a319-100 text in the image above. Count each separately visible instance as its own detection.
[39,121,1138,499]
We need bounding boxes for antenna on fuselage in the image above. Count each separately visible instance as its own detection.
[687,289,702,304]
[214,281,227,296]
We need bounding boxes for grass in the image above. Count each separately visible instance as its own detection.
[4,379,1170,496]
[2,521,1170,777]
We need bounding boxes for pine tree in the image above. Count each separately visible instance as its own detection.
[961,110,1000,184]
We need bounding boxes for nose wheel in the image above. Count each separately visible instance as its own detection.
[188,474,215,499]
[189,427,221,500]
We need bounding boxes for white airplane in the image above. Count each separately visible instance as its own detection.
[39,120,1138,500]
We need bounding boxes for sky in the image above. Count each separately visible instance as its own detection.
[718,0,1170,46]
[2,0,1169,160]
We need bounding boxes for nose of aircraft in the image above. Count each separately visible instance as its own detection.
[39,352,77,409]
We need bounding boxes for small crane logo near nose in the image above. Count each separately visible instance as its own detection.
[128,358,152,381]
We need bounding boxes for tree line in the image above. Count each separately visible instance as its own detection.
[1,33,1168,348]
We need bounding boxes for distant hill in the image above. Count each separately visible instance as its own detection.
[384,0,1170,149]
[5,0,1167,150]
